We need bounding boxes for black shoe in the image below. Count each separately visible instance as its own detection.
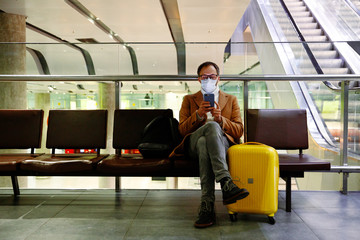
[194,201,215,228]
[221,178,249,205]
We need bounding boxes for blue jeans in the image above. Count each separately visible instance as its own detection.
[187,121,231,203]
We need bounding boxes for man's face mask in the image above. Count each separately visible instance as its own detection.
[201,78,217,93]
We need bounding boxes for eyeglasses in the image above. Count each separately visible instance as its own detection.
[199,74,218,80]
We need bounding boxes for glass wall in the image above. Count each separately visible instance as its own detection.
[0,41,359,191]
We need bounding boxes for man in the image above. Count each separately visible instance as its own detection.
[172,61,249,228]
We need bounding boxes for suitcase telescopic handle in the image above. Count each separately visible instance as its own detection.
[242,142,265,146]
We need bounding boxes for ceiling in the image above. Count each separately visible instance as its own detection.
[0,0,252,94]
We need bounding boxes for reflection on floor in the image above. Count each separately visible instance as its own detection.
[0,189,359,240]
[17,176,296,191]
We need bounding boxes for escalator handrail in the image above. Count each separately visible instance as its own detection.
[344,0,360,16]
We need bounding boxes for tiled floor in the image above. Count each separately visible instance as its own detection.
[0,189,359,240]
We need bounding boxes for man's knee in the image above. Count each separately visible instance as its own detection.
[197,136,206,147]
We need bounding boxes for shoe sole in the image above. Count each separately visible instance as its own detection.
[223,190,249,205]
[194,221,215,228]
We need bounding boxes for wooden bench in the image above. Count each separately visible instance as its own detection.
[1,108,331,213]
[0,109,44,196]
[97,109,198,177]
[20,110,109,174]
[97,108,330,212]
[246,109,331,212]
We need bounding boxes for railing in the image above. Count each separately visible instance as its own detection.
[1,74,360,193]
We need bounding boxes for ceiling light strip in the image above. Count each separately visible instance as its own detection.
[65,0,138,75]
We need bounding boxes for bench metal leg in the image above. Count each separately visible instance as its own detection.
[285,177,291,212]
[115,176,121,192]
[11,176,20,197]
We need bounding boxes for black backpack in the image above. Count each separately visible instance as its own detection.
[138,115,182,158]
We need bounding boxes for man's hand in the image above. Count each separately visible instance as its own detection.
[212,101,222,123]
[197,101,213,118]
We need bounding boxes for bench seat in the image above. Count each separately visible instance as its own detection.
[21,153,108,173]
[97,154,172,176]
[1,108,331,213]
[0,109,44,195]
[18,110,108,176]
[0,154,43,172]
[279,154,330,172]
[246,109,331,211]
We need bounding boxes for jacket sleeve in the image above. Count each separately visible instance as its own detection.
[221,95,243,143]
[178,95,205,137]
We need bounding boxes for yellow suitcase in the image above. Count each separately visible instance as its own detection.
[226,142,279,224]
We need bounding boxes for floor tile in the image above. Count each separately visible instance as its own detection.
[0,219,49,240]
[71,196,145,207]
[145,189,202,198]
[312,229,360,240]
[0,205,37,219]
[294,207,360,230]
[55,205,140,220]
[259,222,319,240]
[220,224,266,240]
[136,205,196,221]
[124,225,221,240]
[25,219,131,240]
[131,218,195,228]
[0,190,359,240]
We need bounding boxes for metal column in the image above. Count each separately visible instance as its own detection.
[243,80,249,142]
[340,80,349,194]
[115,81,121,192]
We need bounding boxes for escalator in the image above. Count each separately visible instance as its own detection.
[233,0,360,149]
[270,0,360,153]
[229,0,360,191]
[353,0,360,10]
[341,0,360,36]
[272,0,351,75]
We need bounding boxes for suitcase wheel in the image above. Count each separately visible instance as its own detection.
[268,216,276,225]
[229,213,238,222]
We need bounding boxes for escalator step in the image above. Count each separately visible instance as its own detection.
[291,11,311,17]
[301,59,343,68]
[296,22,318,29]
[312,51,338,59]
[300,29,323,36]
[294,51,338,59]
[300,68,350,74]
[283,1,304,7]
[292,17,315,23]
[303,35,327,41]
[307,42,333,51]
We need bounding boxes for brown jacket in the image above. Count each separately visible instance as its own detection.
[170,90,243,157]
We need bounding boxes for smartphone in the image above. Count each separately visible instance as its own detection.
[203,93,215,107]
